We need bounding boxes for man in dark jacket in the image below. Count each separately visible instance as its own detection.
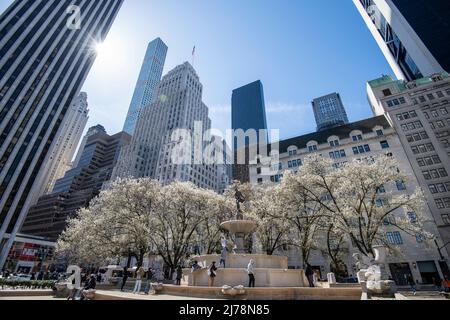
[121,267,128,292]
[305,264,315,288]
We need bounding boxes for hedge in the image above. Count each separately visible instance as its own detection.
[0,279,56,290]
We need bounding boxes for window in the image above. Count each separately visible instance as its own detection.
[353,145,371,155]
[376,130,384,136]
[257,167,262,175]
[257,178,263,184]
[442,214,450,225]
[352,135,363,142]
[396,180,407,191]
[329,139,340,147]
[308,145,318,152]
[377,185,386,194]
[386,232,403,245]
[436,199,445,209]
[441,107,449,115]
[416,234,425,243]
[427,93,435,100]
[431,110,439,118]
[408,212,418,223]
[382,89,392,97]
[437,91,445,98]
[330,150,346,159]
[380,141,390,149]
[288,149,298,156]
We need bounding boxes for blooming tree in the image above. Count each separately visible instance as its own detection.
[286,155,430,258]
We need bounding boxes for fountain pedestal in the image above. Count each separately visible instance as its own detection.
[220,220,258,253]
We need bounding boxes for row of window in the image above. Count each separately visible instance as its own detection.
[422,168,448,180]
[288,159,302,168]
[413,90,450,105]
[406,131,429,143]
[396,110,418,121]
[429,182,450,195]
[424,107,449,119]
[417,155,442,167]
[435,198,450,209]
[401,121,423,132]
[386,97,407,108]
[429,119,450,130]
[411,143,435,155]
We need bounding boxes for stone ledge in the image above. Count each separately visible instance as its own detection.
[0,290,54,297]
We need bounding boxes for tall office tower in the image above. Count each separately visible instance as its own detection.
[231,80,268,183]
[122,38,168,135]
[113,62,223,192]
[41,92,89,195]
[312,93,350,131]
[72,125,107,168]
[354,0,450,81]
[367,72,450,259]
[21,129,131,240]
[0,0,124,269]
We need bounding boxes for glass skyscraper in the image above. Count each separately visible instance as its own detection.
[231,80,268,182]
[312,93,349,131]
[0,0,124,270]
[354,0,450,81]
[122,38,168,135]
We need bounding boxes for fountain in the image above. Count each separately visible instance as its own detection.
[184,187,308,288]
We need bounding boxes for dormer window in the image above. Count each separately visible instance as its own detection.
[352,134,363,142]
[307,141,318,153]
[328,136,340,147]
[288,147,298,156]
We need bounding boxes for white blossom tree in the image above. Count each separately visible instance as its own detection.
[286,155,430,258]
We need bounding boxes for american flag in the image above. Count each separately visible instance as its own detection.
[192,46,196,56]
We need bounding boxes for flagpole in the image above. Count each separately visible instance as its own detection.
[192,46,196,68]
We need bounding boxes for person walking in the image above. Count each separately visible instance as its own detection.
[176,266,183,286]
[407,274,417,296]
[208,262,218,287]
[305,263,315,288]
[247,260,256,288]
[133,266,145,294]
[120,267,128,292]
[144,269,154,295]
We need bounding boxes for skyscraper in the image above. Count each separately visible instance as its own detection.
[354,0,450,81]
[41,92,89,195]
[231,80,268,182]
[0,0,124,269]
[21,129,131,240]
[113,62,225,192]
[122,38,168,135]
[312,93,350,131]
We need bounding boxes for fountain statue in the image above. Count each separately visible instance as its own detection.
[220,186,258,253]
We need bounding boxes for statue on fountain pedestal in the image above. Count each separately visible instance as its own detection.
[234,187,245,220]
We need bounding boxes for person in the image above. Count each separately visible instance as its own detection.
[219,247,227,268]
[442,277,450,293]
[30,273,36,281]
[305,263,315,288]
[144,269,154,295]
[407,274,417,296]
[120,267,128,292]
[208,262,217,287]
[191,261,202,273]
[433,276,442,292]
[176,266,183,286]
[84,274,96,290]
[133,266,145,294]
[247,260,256,288]
[96,272,102,283]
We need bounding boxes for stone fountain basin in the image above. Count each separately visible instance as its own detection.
[193,254,288,269]
[221,220,258,235]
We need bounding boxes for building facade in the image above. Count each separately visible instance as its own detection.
[21,129,131,241]
[354,0,450,81]
[249,116,449,284]
[367,72,450,259]
[232,80,268,183]
[312,93,350,131]
[41,92,89,195]
[113,62,227,193]
[122,38,168,135]
[0,0,124,269]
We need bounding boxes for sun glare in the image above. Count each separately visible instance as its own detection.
[93,35,127,70]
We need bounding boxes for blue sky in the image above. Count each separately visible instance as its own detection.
[0,0,394,141]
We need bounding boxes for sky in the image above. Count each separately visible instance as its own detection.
[0,0,394,141]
